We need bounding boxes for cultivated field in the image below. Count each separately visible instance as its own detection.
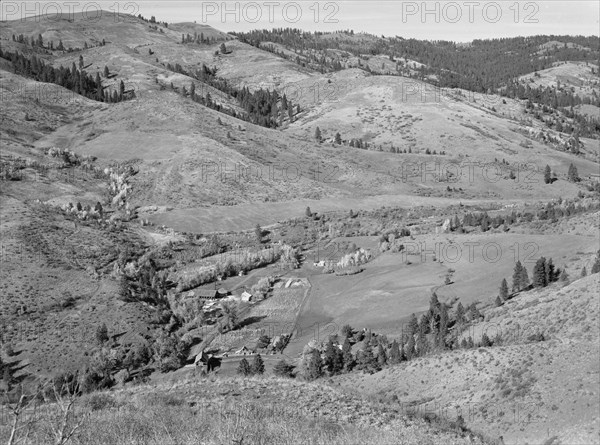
[286,230,598,358]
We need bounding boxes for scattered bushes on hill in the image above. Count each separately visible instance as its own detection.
[0,48,134,103]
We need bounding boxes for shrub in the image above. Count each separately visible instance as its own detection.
[273,359,295,378]
[86,393,117,411]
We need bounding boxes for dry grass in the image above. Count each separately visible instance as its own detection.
[0,376,490,445]
[334,273,600,445]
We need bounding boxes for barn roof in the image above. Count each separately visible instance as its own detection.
[196,288,219,298]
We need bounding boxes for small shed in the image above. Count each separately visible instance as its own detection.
[241,291,252,302]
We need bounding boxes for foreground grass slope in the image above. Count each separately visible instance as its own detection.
[0,375,494,445]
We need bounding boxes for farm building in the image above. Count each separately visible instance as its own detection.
[235,346,252,355]
[241,291,252,302]
[194,349,220,373]
[194,288,230,299]
[196,288,219,299]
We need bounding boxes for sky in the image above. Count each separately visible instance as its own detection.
[4,1,600,42]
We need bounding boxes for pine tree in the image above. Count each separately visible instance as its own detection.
[405,335,415,360]
[519,266,530,290]
[437,304,449,348]
[513,260,524,290]
[377,343,387,367]
[406,313,419,338]
[455,302,465,325]
[544,165,552,184]
[581,266,587,277]
[469,302,481,321]
[335,132,342,144]
[495,295,503,307]
[356,345,379,373]
[323,340,337,375]
[251,354,265,375]
[533,257,547,287]
[500,278,509,300]
[481,333,492,347]
[273,359,294,377]
[342,338,355,371]
[237,358,252,376]
[415,331,428,357]
[333,346,344,374]
[546,258,555,283]
[305,206,312,217]
[306,349,323,380]
[314,126,322,142]
[567,163,579,182]
[95,72,103,101]
[389,340,401,364]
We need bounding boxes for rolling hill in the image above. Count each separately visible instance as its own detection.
[0,11,599,445]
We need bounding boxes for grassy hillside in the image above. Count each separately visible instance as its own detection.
[334,272,600,445]
[0,374,495,445]
[0,12,598,445]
